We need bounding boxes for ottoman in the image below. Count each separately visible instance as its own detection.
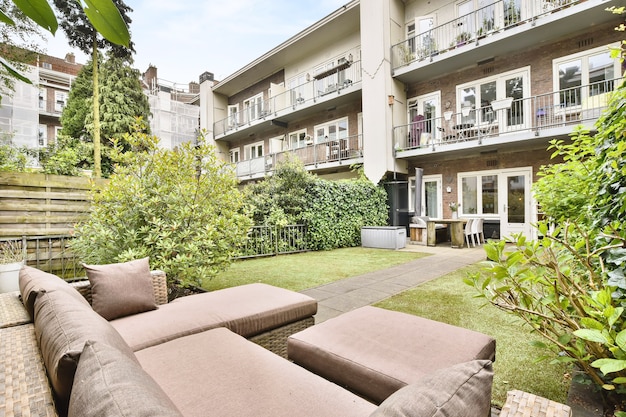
[287,306,496,404]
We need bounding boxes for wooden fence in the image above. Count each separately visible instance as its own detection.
[0,172,105,238]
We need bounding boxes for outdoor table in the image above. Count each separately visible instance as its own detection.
[426,218,467,248]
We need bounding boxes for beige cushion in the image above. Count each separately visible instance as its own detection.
[136,327,376,417]
[370,360,494,417]
[84,257,157,320]
[19,266,90,321]
[34,289,137,414]
[69,340,183,417]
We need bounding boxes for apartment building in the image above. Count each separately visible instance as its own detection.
[0,52,81,150]
[198,0,623,240]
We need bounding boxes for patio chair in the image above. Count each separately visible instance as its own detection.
[470,217,484,246]
[464,218,475,248]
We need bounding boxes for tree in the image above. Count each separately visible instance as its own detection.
[71,123,253,289]
[58,53,150,176]
[37,134,93,176]
[51,0,134,178]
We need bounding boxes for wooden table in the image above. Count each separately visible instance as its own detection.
[427,218,467,248]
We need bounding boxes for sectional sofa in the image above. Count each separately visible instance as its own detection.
[1,258,495,417]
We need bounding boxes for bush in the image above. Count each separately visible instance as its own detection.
[71,125,252,288]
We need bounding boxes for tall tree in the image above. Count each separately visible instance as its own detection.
[51,0,134,177]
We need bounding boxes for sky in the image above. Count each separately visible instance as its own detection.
[42,0,350,86]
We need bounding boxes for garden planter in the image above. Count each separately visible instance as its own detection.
[0,262,23,293]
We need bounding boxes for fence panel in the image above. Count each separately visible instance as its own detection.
[237,225,308,259]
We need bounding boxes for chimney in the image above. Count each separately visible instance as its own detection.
[199,71,214,84]
[143,65,158,87]
[189,82,199,94]
[65,53,75,64]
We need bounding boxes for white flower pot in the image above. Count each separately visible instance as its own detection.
[0,262,23,293]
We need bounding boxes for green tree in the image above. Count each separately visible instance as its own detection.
[71,123,252,289]
[0,133,26,171]
[37,134,93,176]
[51,0,134,178]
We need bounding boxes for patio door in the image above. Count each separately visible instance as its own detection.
[499,169,532,239]
[422,175,442,218]
[408,92,441,143]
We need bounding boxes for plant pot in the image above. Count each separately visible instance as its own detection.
[452,212,458,219]
[0,262,23,293]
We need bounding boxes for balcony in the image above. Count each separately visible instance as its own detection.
[235,134,363,180]
[391,0,613,84]
[214,60,362,139]
[393,78,619,157]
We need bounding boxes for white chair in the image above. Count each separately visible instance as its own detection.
[471,218,484,245]
[464,218,475,248]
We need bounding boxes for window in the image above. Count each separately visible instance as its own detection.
[460,172,499,215]
[244,141,263,160]
[554,45,619,107]
[268,136,285,154]
[54,126,62,141]
[314,118,348,143]
[288,74,307,105]
[54,91,68,112]
[230,148,240,163]
[243,93,263,122]
[38,125,47,147]
[228,105,239,127]
[287,129,308,149]
[39,88,46,110]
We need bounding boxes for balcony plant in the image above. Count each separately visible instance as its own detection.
[0,240,24,293]
[456,32,471,47]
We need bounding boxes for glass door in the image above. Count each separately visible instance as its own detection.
[408,92,440,145]
[423,175,442,218]
[499,169,532,238]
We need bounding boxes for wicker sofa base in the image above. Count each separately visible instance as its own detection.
[250,316,315,358]
[499,390,572,417]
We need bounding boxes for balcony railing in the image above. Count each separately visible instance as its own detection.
[235,134,363,178]
[392,0,582,70]
[393,78,620,152]
[214,60,362,137]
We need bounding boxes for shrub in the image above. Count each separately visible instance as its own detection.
[71,124,252,288]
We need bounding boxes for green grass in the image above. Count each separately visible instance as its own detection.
[374,264,571,407]
[204,247,429,292]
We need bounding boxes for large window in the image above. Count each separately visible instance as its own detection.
[244,141,263,160]
[243,93,263,122]
[228,105,239,127]
[288,129,308,149]
[314,118,348,143]
[54,91,68,112]
[38,125,47,147]
[554,45,620,107]
[230,148,240,163]
[460,172,499,216]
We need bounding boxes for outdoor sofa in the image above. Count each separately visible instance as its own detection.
[1,258,495,417]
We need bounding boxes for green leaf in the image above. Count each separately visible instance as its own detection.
[616,329,626,352]
[0,9,15,25]
[0,56,33,84]
[591,358,626,375]
[12,0,58,33]
[81,0,130,47]
[573,329,609,344]
[612,377,626,384]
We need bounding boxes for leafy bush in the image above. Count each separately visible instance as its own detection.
[466,80,626,410]
[71,124,252,288]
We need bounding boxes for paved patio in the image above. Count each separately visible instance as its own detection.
[300,241,487,323]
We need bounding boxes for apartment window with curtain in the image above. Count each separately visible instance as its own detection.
[460,173,498,216]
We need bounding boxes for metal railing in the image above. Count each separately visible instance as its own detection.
[214,60,362,137]
[236,225,308,259]
[236,134,363,178]
[0,235,83,280]
[392,0,583,70]
[393,78,620,152]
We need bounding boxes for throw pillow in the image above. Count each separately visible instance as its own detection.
[83,257,157,321]
[370,360,494,417]
[69,340,183,417]
[34,289,138,415]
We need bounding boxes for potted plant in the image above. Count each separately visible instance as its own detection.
[0,240,24,293]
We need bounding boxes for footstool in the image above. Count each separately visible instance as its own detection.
[287,306,496,404]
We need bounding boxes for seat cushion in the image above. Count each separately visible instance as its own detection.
[111,283,317,351]
[19,266,90,321]
[69,340,183,417]
[34,289,137,414]
[136,327,376,417]
[83,257,157,320]
[288,306,495,404]
[370,360,494,417]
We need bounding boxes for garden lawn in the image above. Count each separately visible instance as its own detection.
[205,247,428,292]
[374,264,572,408]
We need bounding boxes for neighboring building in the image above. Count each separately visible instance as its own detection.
[199,0,624,239]
[141,65,202,149]
[0,52,81,150]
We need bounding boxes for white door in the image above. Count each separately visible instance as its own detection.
[422,175,442,218]
[499,169,532,239]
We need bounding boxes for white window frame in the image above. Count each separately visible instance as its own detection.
[229,148,240,163]
[38,124,47,147]
[458,169,501,217]
[243,93,263,123]
[314,117,349,144]
[54,126,62,142]
[228,104,239,127]
[244,141,263,160]
[287,129,308,149]
[54,91,68,112]
[39,88,46,110]
[409,174,443,217]
[288,74,307,105]
[268,135,285,154]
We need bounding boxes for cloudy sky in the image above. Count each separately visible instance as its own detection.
[42,0,350,86]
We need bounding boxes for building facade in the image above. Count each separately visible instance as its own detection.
[200,0,623,240]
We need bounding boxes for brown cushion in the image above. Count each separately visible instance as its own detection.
[19,266,90,321]
[69,340,183,417]
[34,289,137,415]
[136,327,376,417]
[111,283,317,351]
[288,306,496,404]
[83,257,157,320]
[370,360,494,417]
